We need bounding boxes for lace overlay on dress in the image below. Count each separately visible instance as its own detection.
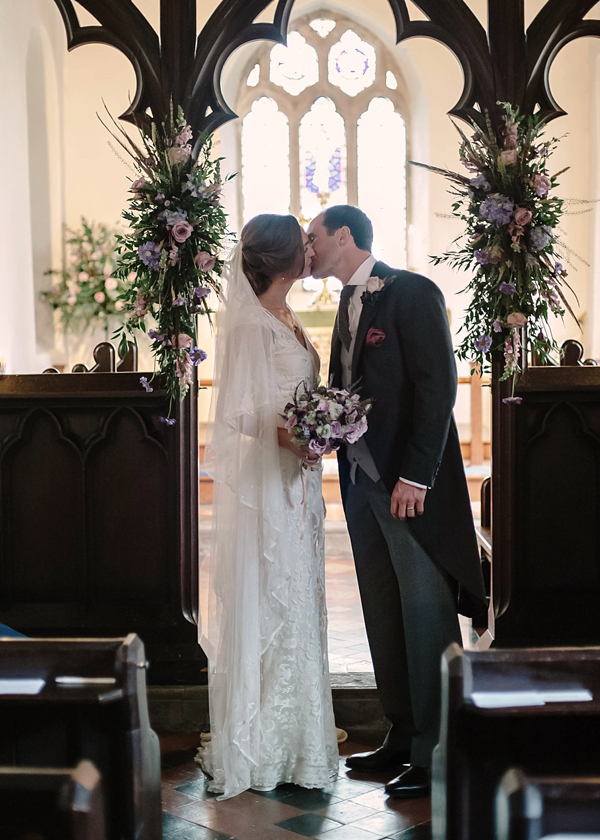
[198,316,338,798]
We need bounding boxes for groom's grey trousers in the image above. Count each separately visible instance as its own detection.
[342,465,462,768]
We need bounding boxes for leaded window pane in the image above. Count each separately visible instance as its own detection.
[299,97,348,223]
[328,30,376,97]
[241,98,291,222]
[357,98,407,267]
[270,31,318,96]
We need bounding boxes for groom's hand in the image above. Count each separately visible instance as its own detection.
[391,480,426,520]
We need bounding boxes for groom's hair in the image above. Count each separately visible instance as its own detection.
[322,205,373,251]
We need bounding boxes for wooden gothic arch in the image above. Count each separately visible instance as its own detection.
[52,0,600,140]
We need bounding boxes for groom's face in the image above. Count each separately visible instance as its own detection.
[307,214,340,279]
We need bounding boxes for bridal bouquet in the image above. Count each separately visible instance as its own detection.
[282,383,372,455]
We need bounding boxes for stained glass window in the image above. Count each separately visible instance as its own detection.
[357,98,407,267]
[270,31,318,96]
[247,64,260,87]
[309,18,336,38]
[241,98,290,222]
[299,98,347,224]
[328,30,376,97]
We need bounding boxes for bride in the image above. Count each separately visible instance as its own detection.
[198,213,338,799]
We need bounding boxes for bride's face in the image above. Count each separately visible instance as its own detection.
[300,230,315,279]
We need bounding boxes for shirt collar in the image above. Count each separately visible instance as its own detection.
[345,255,376,287]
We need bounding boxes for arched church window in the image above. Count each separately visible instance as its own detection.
[236,12,411,279]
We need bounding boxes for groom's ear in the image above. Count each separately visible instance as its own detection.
[338,225,353,247]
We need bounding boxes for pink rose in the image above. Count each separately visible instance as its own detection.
[94,291,105,303]
[330,420,342,438]
[506,312,527,328]
[365,276,385,294]
[501,149,518,166]
[533,173,552,197]
[131,177,148,191]
[67,295,77,305]
[194,251,216,272]
[513,207,532,227]
[172,220,194,243]
[168,145,190,165]
[115,300,125,311]
[105,277,118,291]
[78,271,89,281]
[366,327,386,347]
[174,334,193,349]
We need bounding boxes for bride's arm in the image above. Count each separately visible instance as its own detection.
[277,428,321,466]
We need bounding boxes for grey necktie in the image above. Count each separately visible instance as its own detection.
[338,284,355,351]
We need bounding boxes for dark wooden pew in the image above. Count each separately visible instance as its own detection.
[0,760,107,840]
[0,341,204,684]
[496,767,600,839]
[0,635,161,840]
[432,644,600,840]
[476,338,600,648]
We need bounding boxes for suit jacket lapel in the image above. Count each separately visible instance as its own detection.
[329,312,343,387]
[351,262,396,382]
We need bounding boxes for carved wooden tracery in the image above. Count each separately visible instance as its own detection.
[52,0,600,138]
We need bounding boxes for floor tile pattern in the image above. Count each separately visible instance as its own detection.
[161,735,431,840]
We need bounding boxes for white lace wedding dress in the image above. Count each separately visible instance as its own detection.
[199,299,338,800]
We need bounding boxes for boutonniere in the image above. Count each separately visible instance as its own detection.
[366,327,386,347]
[361,274,393,305]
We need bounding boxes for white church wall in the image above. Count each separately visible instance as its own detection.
[0,0,65,373]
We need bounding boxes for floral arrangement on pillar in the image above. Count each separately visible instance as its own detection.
[414,103,577,403]
[42,219,127,336]
[106,107,231,417]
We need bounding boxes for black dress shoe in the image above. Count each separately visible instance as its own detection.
[385,765,431,798]
[345,746,409,773]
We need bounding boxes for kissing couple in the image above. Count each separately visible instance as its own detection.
[198,206,485,801]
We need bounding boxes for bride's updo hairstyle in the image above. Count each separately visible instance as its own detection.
[241,214,305,296]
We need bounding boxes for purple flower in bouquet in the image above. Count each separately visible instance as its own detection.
[474,249,493,265]
[161,208,188,226]
[308,438,328,455]
[138,241,162,270]
[529,225,552,251]
[194,285,211,300]
[473,334,493,354]
[499,281,517,296]
[502,396,523,405]
[493,318,503,333]
[140,376,153,393]
[480,193,515,226]
[532,173,552,197]
[159,416,177,426]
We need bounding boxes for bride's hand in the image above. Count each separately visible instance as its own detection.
[277,428,321,467]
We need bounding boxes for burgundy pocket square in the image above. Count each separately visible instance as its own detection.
[366,328,386,347]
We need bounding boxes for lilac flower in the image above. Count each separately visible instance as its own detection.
[330,420,342,438]
[160,208,188,226]
[308,438,327,455]
[529,225,552,251]
[475,249,493,265]
[553,262,563,277]
[173,295,186,307]
[499,281,517,296]
[469,174,491,193]
[184,173,203,198]
[473,334,493,353]
[154,193,165,204]
[140,376,153,393]
[502,396,523,405]
[493,319,503,333]
[159,416,177,426]
[194,285,211,300]
[190,347,207,365]
[138,241,162,270]
[148,329,164,342]
[480,193,515,226]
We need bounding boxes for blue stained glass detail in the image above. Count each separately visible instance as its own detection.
[305,149,342,194]
[305,154,319,194]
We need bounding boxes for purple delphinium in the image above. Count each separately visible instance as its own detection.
[190,347,207,365]
[159,208,187,226]
[480,193,515,226]
[194,286,211,300]
[140,376,153,393]
[473,334,493,353]
[502,396,523,405]
[529,225,552,251]
[499,281,517,296]
[159,416,177,426]
[138,241,162,270]
[553,261,563,277]
[173,295,186,307]
[493,318,503,333]
[154,193,165,204]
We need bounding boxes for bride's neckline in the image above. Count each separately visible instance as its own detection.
[259,303,309,351]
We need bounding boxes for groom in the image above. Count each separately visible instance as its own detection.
[308,206,485,798]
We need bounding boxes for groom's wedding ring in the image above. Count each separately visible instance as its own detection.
[407,506,415,510]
